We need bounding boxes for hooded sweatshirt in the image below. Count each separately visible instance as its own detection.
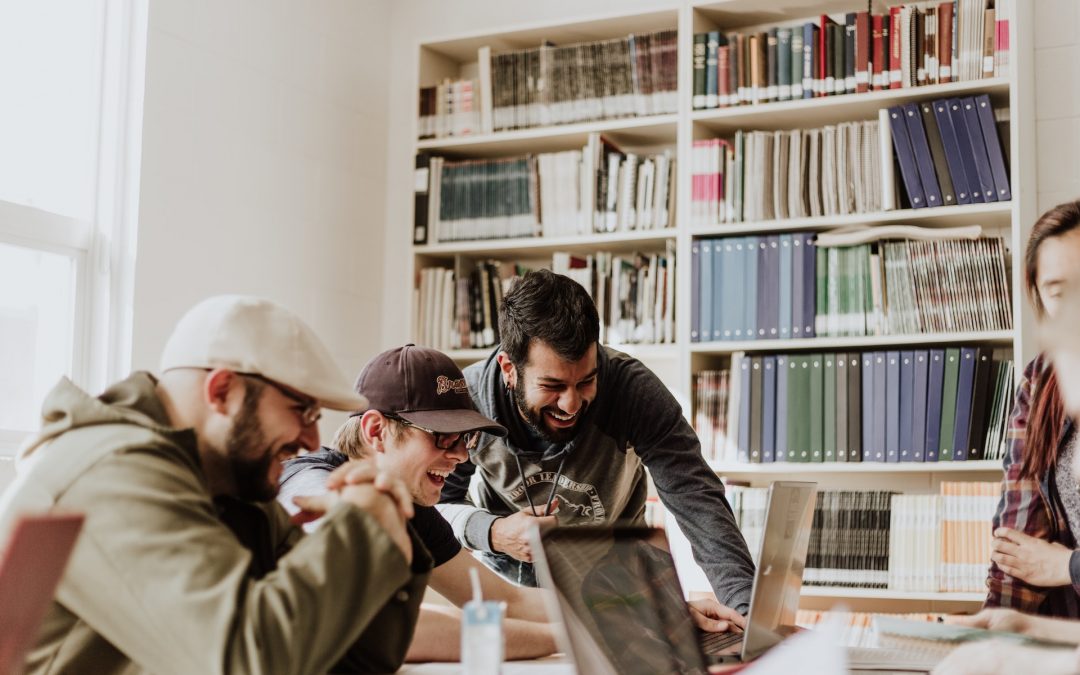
[0,372,431,675]
[436,346,755,612]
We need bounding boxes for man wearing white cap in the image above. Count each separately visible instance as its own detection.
[0,295,430,675]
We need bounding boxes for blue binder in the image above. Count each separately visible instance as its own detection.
[691,239,702,342]
[898,351,916,461]
[950,347,978,462]
[792,235,805,338]
[775,355,789,461]
[756,238,770,339]
[872,352,886,461]
[802,233,817,337]
[932,98,974,204]
[700,239,713,343]
[887,105,928,208]
[961,96,998,203]
[713,237,726,340]
[721,239,739,340]
[947,97,988,204]
[763,236,781,339]
[762,355,777,462]
[912,350,929,462]
[743,237,759,340]
[924,349,946,462]
[779,234,793,339]
[902,102,944,207]
[975,94,1012,202]
[738,354,752,462]
[885,351,901,462]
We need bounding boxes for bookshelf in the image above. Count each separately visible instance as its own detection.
[404,0,1034,614]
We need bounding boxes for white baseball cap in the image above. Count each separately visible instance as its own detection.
[160,295,367,412]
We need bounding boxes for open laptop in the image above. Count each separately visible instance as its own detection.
[531,480,817,674]
[0,513,84,675]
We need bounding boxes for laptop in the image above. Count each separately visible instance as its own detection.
[0,513,84,675]
[531,480,817,674]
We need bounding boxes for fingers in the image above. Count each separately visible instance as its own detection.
[719,604,747,630]
[542,497,560,516]
[994,527,1033,545]
[945,611,990,628]
[290,494,336,524]
[373,472,415,520]
[325,459,379,490]
[992,538,1021,558]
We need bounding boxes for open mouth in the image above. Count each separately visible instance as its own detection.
[427,468,451,486]
[544,409,577,428]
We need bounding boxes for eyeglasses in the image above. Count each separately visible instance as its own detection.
[385,414,480,452]
[240,373,322,427]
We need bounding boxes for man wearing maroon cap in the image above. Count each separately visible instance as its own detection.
[278,344,559,662]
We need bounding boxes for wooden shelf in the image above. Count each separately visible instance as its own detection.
[415,229,675,258]
[692,77,1010,133]
[691,331,1015,355]
[690,202,1013,238]
[416,114,678,157]
[800,587,984,602]
[709,460,1002,474]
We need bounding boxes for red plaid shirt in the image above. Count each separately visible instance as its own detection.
[985,354,1080,616]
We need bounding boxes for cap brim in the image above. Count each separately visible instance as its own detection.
[398,409,507,437]
[318,390,369,414]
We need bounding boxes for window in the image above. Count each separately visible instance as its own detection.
[0,1,147,453]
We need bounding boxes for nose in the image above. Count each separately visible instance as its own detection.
[298,422,320,452]
[558,388,582,415]
[445,442,469,463]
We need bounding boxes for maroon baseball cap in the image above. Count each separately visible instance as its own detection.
[354,344,506,436]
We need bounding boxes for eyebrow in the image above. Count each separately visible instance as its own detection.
[537,368,599,384]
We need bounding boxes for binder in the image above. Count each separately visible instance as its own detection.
[861,352,875,461]
[713,237,726,341]
[901,102,943,207]
[960,96,998,202]
[701,239,713,342]
[848,354,862,462]
[790,356,811,462]
[975,94,1012,201]
[932,98,974,204]
[950,347,978,462]
[885,350,901,462]
[938,348,962,461]
[887,105,928,208]
[792,235,805,337]
[898,350,915,462]
[924,349,946,462]
[762,355,777,462]
[919,101,957,206]
[824,354,837,462]
[802,233,817,337]
[738,354,752,462]
[965,348,995,460]
[836,353,849,462]
[872,351,887,461]
[779,234,794,339]
[750,356,763,462]
[691,239,702,341]
[744,237,759,340]
[946,97,987,204]
[912,350,929,462]
[721,239,739,340]
[763,236,780,338]
[775,355,789,461]
[809,354,824,462]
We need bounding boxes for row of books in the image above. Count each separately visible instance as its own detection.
[887,95,1011,210]
[692,1,1009,110]
[413,261,510,352]
[691,120,884,227]
[418,30,679,139]
[689,233,1011,343]
[694,347,1015,465]
[730,482,999,592]
[417,78,479,140]
[413,140,676,245]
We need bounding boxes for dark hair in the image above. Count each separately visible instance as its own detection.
[498,269,600,367]
[1020,200,1080,480]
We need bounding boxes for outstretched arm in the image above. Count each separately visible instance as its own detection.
[430,549,552,622]
[405,604,557,662]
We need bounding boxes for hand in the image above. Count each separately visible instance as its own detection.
[490,498,559,562]
[324,458,414,519]
[944,608,1030,635]
[688,598,746,633]
[932,640,1078,675]
[992,528,1073,587]
[337,482,413,563]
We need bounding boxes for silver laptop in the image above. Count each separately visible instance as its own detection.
[531,480,817,674]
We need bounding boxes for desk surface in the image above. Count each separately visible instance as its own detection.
[398,656,574,674]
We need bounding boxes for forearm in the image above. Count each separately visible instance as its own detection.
[502,586,552,623]
[405,605,557,662]
[1024,614,1080,645]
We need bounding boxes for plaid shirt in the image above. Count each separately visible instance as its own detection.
[985,354,1080,616]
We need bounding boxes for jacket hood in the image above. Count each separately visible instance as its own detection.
[20,372,181,461]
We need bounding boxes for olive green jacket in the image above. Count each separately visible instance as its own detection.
[0,372,430,674]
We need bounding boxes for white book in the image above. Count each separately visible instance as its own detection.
[878,109,896,211]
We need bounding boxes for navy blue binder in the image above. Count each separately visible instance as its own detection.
[912,350,929,462]
[700,239,713,343]
[792,235,805,338]
[975,94,1012,202]
[775,355,789,461]
[898,351,915,462]
[885,351,900,462]
[965,348,994,460]
[779,234,793,339]
[932,98,974,204]
[872,351,887,461]
[762,355,777,462]
[750,356,763,462]
[950,347,978,462]
[738,354,752,462]
[924,349,946,462]
[902,102,944,207]
[691,239,702,342]
[887,105,928,208]
[861,352,874,459]
[947,97,988,204]
[802,233,817,337]
[961,96,998,203]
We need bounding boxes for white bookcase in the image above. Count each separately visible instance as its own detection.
[404,0,1036,614]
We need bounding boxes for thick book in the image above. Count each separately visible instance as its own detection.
[762,355,777,462]
[744,236,760,340]
[809,354,824,462]
[924,349,946,462]
[902,102,944,207]
[888,5,903,88]
[775,355,790,462]
[766,28,779,102]
[803,23,818,99]
[885,351,901,463]
[750,356,764,462]
[844,13,857,94]
[855,12,871,93]
[705,32,720,108]
[691,239,702,342]
[950,347,979,462]
[919,100,958,206]
[938,348,962,461]
[975,94,1012,201]
[887,105,928,208]
[778,28,793,101]
[871,14,885,90]
[824,354,837,462]
[413,153,432,245]
[937,1,954,84]
[836,352,849,462]
[819,14,839,96]
[692,33,707,109]
[932,98,975,204]
[946,98,987,204]
[848,353,862,462]
[831,23,845,96]
[965,348,995,460]
[898,351,915,462]
[960,96,998,203]
[912,350,930,462]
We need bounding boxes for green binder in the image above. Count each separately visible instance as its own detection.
[938,348,961,461]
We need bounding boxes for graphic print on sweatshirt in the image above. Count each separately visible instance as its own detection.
[508,471,607,522]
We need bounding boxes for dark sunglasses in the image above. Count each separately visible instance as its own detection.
[385,414,480,451]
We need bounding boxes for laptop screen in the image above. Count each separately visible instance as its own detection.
[537,526,710,675]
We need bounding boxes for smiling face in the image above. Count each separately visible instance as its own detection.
[1036,228,1080,318]
[362,411,469,506]
[502,340,598,444]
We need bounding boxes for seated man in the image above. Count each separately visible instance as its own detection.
[0,295,428,674]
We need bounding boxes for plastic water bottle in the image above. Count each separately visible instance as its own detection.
[461,568,505,674]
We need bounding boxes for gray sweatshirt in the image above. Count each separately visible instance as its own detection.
[436,345,755,612]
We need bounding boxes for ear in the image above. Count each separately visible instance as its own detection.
[359,410,390,455]
[204,369,239,416]
[496,351,517,389]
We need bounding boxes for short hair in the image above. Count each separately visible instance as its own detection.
[498,269,600,367]
[332,414,405,460]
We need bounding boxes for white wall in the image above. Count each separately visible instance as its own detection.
[133,0,392,436]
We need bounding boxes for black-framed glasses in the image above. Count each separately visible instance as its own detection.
[240,373,322,427]
[385,414,480,451]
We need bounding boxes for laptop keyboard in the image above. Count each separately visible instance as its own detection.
[700,630,743,654]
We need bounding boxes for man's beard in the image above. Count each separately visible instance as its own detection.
[512,379,586,444]
[224,386,277,502]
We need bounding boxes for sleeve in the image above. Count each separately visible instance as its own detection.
[56,447,423,675]
[275,464,334,533]
[985,356,1055,612]
[619,360,756,613]
[437,455,501,553]
[411,505,463,566]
